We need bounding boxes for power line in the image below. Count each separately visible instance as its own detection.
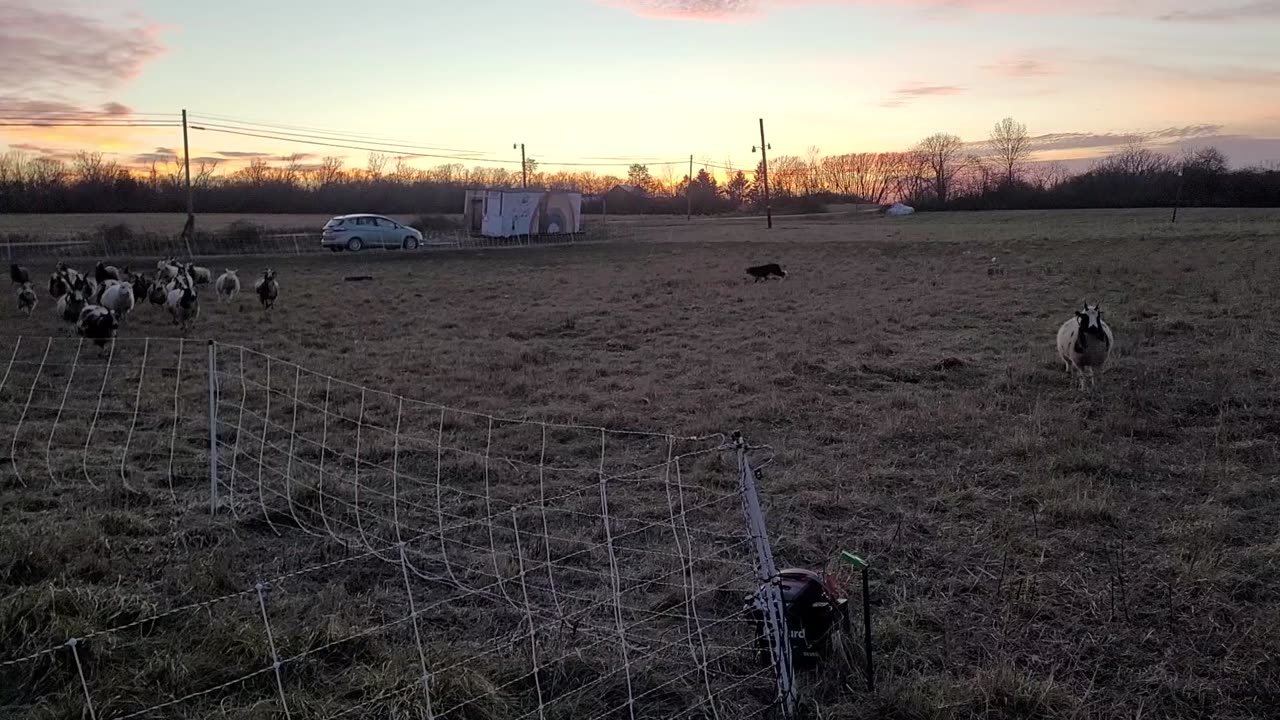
[188,124,687,168]
[189,112,690,166]
[191,121,492,158]
[188,124,520,163]
[187,112,493,155]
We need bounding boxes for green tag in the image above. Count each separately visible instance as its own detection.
[840,551,868,570]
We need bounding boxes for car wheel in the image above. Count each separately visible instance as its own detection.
[347,237,363,252]
[403,237,420,250]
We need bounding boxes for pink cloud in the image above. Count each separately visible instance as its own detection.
[603,0,762,20]
[0,0,165,91]
[0,97,136,119]
[983,56,1059,78]
[880,82,966,107]
[605,0,1275,21]
[1158,1,1280,21]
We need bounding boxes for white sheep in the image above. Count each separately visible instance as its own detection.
[188,265,212,285]
[156,258,180,282]
[1056,304,1114,391]
[100,282,136,324]
[91,278,119,305]
[215,269,240,302]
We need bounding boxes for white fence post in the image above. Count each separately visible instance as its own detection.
[207,340,219,515]
[736,433,795,717]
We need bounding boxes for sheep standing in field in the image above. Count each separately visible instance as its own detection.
[255,269,279,311]
[56,285,87,327]
[100,282,136,324]
[156,258,180,283]
[215,269,240,302]
[95,261,124,284]
[1056,304,1114,392]
[17,282,37,315]
[165,281,200,333]
[10,264,30,285]
[77,305,118,349]
[90,278,118,305]
[128,271,152,303]
[188,264,212,285]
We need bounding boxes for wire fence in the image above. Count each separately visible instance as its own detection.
[0,336,790,720]
[2,222,647,264]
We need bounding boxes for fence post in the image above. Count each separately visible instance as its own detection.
[207,340,219,515]
[736,433,795,717]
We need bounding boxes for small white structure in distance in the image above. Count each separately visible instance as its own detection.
[886,202,916,216]
[462,189,584,238]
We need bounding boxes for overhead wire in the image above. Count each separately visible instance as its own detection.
[187,112,492,155]
[188,124,688,168]
[189,111,690,167]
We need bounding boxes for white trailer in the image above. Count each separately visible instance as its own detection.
[463,189,583,238]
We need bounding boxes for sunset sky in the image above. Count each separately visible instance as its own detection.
[2,0,1279,175]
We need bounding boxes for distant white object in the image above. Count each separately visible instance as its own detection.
[886,202,916,216]
[462,189,583,238]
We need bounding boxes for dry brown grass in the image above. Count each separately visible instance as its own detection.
[3,208,1280,718]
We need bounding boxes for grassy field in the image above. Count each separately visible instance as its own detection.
[3,208,1280,718]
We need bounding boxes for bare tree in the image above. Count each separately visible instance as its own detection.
[389,157,418,183]
[1181,146,1228,174]
[313,156,346,187]
[366,152,389,179]
[988,117,1032,187]
[915,133,965,202]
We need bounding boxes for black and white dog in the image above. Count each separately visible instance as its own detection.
[745,263,787,282]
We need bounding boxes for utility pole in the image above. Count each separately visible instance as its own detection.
[754,118,772,229]
[514,143,527,188]
[1171,169,1184,224]
[687,154,693,222]
[181,109,195,256]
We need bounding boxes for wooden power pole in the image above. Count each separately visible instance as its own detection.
[756,118,772,229]
[514,143,527,188]
[687,154,693,222]
[181,109,195,256]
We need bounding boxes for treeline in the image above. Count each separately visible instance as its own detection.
[2,118,1277,216]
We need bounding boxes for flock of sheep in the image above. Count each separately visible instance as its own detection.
[8,259,280,347]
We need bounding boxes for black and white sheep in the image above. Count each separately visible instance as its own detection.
[56,286,87,326]
[49,271,69,299]
[17,282,37,315]
[165,283,200,333]
[255,269,279,310]
[156,258,180,283]
[77,305,118,349]
[1056,304,1114,391]
[95,261,125,284]
[128,271,152,302]
[215,269,240,302]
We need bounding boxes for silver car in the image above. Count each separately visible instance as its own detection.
[321,214,423,252]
